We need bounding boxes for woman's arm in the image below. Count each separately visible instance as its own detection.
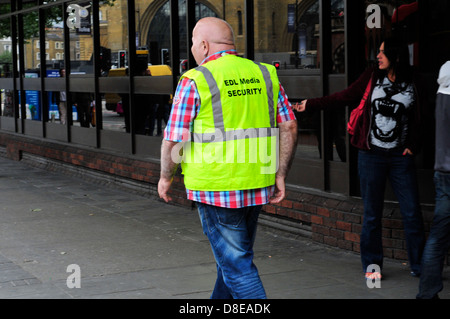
[300,67,375,111]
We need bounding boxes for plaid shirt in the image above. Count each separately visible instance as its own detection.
[164,50,296,208]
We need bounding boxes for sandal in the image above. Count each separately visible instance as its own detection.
[365,272,382,280]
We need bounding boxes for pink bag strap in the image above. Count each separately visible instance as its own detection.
[361,78,372,104]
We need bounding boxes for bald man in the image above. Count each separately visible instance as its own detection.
[158,17,297,299]
[190,17,235,64]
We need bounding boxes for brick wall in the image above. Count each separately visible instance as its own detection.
[0,132,437,264]
[0,132,191,209]
[263,189,435,261]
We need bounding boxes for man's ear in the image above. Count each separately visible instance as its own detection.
[202,40,209,57]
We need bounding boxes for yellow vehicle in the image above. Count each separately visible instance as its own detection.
[104,67,126,113]
[147,64,172,76]
[104,64,172,113]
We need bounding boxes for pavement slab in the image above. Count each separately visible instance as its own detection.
[0,155,448,303]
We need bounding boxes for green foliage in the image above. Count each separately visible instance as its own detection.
[0,51,12,64]
[101,0,117,6]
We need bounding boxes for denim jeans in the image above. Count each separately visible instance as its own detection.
[358,147,425,274]
[196,202,266,299]
[417,171,450,299]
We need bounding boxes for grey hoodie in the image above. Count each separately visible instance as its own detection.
[435,61,450,172]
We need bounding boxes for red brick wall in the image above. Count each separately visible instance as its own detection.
[0,132,436,263]
[262,188,435,261]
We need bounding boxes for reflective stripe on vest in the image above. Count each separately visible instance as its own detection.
[192,62,277,143]
[180,55,279,191]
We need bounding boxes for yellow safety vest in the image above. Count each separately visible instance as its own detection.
[180,54,280,191]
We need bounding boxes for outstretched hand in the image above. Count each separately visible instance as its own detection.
[292,100,307,112]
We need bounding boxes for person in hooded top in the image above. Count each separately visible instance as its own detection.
[417,61,450,299]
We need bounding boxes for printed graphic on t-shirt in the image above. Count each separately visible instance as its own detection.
[370,77,415,149]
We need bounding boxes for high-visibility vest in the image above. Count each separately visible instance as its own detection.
[179,54,280,191]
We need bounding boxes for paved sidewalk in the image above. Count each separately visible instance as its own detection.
[0,155,448,300]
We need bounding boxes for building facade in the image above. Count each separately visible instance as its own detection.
[0,0,449,262]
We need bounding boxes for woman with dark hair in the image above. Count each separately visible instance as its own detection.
[381,37,413,84]
[294,38,426,280]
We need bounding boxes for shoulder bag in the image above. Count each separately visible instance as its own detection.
[347,78,372,135]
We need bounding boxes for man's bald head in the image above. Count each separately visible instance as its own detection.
[191,17,236,65]
[195,17,235,45]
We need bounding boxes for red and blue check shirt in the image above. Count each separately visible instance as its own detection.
[164,50,296,208]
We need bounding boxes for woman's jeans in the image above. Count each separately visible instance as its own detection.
[358,148,425,274]
[417,171,450,298]
[196,202,266,299]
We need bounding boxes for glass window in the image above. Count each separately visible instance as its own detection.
[292,0,322,161]
[133,0,218,137]
[296,0,320,70]
[224,1,246,54]
[68,1,95,128]
[44,5,65,125]
[68,2,94,75]
[41,0,63,4]
[295,107,321,160]
[421,0,450,72]
[22,1,39,7]
[0,14,14,119]
[253,0,320,72]
[331,0,345,74]
[364,0,418,66]
[0,14,12,79]
[22,10,40,121]
[100,0,129,133]
[327,0,347,163]
[0,49,12,77]
[148,0,219,64]
[237,10,243,36]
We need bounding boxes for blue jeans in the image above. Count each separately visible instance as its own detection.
[196,202,266,299]
[358,148,425,274]
[417,171,450,298]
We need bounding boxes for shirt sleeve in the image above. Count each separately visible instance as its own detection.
[164,77,199,142]
[277,83,296,123]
